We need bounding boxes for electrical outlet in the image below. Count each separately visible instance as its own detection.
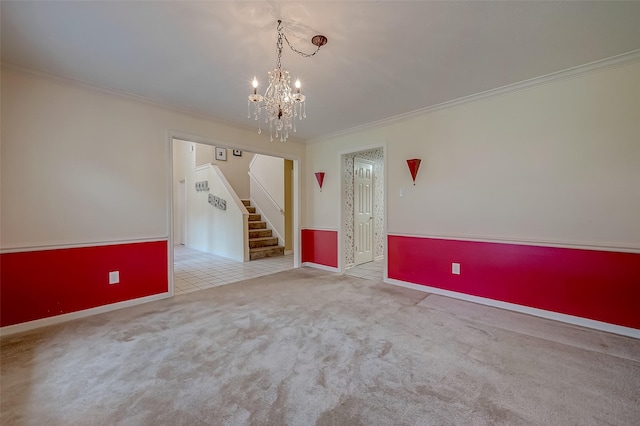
[452,263,460,275]
[109,271,120,284]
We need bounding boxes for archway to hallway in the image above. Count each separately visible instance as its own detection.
[170,136,299,295]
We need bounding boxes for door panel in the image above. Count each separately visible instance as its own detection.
[354,159,374,265]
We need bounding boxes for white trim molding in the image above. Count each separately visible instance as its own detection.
[308,50,640,144]
[1,62,307,146]
[387,232,640,254]
[384,277,640,339]
[0,237,170,254]
[0,292,173,337]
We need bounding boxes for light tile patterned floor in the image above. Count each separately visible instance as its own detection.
[345,258,384,281]
[173,245,294,295]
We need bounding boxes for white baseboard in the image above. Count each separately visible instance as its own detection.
[284,250,293,255]
[374,255,384,261]
[0,292,172,338]
[384,277,640,339]
[302,262,340,273]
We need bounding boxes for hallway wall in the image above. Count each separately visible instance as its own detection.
[195,144,255,199]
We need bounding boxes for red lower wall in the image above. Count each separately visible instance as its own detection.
[0,240,168,327]
[301,229,338,268]
[388,235,640,329]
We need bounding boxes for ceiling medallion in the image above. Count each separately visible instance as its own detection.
[248,20,328,142]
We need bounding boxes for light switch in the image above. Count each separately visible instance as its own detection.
[109,271,120,284]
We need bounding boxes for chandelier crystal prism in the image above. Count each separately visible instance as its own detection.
[248,20,327,142]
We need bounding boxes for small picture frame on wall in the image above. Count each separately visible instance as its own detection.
[233,149,242,157]
[215,147,227,161]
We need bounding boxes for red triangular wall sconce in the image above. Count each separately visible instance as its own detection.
[315,172,325,191]
[406,159,422,185]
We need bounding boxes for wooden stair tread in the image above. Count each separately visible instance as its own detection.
[243,199,284,260]
[249,245,285,260]
[249,229,272,238]
[249,236,278,242]
[249,245,284,252]
[249,236,278,249]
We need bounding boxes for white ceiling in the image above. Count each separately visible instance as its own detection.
[2,1,640,142]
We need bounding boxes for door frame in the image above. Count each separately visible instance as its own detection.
[177,179,186,245]
[167,130,302,297]
[338,142,387,276]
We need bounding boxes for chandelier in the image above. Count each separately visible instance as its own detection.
[248,20,327,142]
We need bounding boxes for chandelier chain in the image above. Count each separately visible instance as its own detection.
[282,32,322,58]
[276,28,283,69]
[276,20,320,65]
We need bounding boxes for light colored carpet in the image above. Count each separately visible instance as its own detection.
[2,268,639,425]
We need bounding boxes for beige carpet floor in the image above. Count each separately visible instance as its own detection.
[1,268,639,425]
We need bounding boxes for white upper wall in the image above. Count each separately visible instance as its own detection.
[250,155,284,209]
[0,66,305,249]
[194,143,255,199]
[213,148,255,200]
[306,61,640,250]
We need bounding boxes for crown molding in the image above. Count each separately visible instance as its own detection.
[0,61,306,145]
[307,49,640,144]
[4,48,638,147]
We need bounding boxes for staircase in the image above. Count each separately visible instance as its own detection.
[242,200,285,260]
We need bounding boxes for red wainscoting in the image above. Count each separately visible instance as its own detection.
[0,240,168,327]
[301,229,338,268]
[388,235,640,329]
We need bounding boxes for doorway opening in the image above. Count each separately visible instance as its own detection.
[342,147,385,280]
[170,135,299,295]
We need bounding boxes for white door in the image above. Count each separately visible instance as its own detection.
[354,159,374,265]
[177,179,186,245]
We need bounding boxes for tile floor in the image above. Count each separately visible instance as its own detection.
[345,258,384,281]
[173,245,294,295]
[174,246,385,296]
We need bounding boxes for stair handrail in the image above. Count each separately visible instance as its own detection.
[248,171,284,214]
